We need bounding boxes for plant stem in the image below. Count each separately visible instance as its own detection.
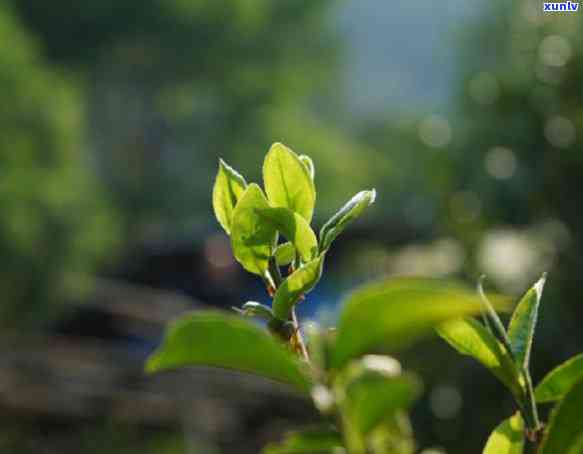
[291,307,310,362]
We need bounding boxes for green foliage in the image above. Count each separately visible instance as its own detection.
[262,427,343,454]
[263,143,316,222]
[274,242,296,266]
[507,275,546,369]
[273,255,325,322]
[212,159,247,234]
[257,207,318,262]
[230,183,277,276]
[483,413,524,454]
[438,318,523,400]
[540,379,583,454]
[536,353,583,403]
[0,3,119,326]
[331,279,493,369]
[146,311,312,393]
[319,189,376,253]
[153,148,580,453]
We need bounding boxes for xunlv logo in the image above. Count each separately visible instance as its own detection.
[543,1,579,11]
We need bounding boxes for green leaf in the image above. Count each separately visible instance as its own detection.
[273,255,325,321]
[212,159,247,234]
[275,242,296,266]
[263,142,316,222]
[438,318,524,400]
[483,413,524,454]
[230,183,277,276]
[299,154,315,180]
[330,278,498,369]
[262,427,343,454]
[319,189,376,252]
[146,311,312,393]
[541,378,583,454]
[507,274,546,368]
[257,207,318,262]
[344,367,422,436]
[236,301,274,321]
[535,353,583,403]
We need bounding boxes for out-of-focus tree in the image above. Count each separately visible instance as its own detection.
[0,3,119,327]
[12,0,392,237]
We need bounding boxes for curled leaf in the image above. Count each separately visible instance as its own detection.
[212,159,247,234]
[319,189,376,252]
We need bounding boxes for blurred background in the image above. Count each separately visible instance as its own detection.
[0,0,582,452]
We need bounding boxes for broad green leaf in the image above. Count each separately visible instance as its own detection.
[438,318,524,400]
[535,353,583,403]
[507,274,546,368]
[275,242,296,266]
[483,413,524,454]
[212,159,247,234]
[230,184,277,275]
[330,278,501,369]
[344,368,422,436]
[262,427,343,454]
[273,255,325,321]
[299,154,315,180]
[146,311,312,393]
[263,142,316,222]
[319,189,376,252]
[257,207,318,262]
[541,379,583,454]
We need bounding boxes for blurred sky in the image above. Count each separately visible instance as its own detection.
[338,0,483,114]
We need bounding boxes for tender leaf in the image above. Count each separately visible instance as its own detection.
[344,368,422,436]
[330,278,501,369]
[237,301,274,321]
[212,159,247,234]
[507,274,546,368]
[257,207,318,262]
[319,189,376,252]
[299,154,315,180]
[275,242,296,266]
[438,318,524,400]
[273,255,325,321]
[146,311,312,393]
[263,142,316,222]
[230,183,277,275]
[262,427,343,454]
[535,353,583,403]
[483,413,524,454]
[541,379,583,454]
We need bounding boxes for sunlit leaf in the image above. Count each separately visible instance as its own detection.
[257,207,318,262]
[263,142,316,222]
[146,311,312,393]
[262,427,343,454]
[344,366,422,436]
[230,183,277,275]
[299,154,315,180]
[535,353,583,403]
[330,278,500,369]
[507,274,546,368]
[212,159,247,234]
[275,242,296,266]
[483,413,524,454]
[438,318,524,400]
[319,189,376,252]
[541,379,583,454]
[273,255,325,321]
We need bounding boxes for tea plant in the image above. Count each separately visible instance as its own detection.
[439,275,583,453]
[146,143,583,453]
